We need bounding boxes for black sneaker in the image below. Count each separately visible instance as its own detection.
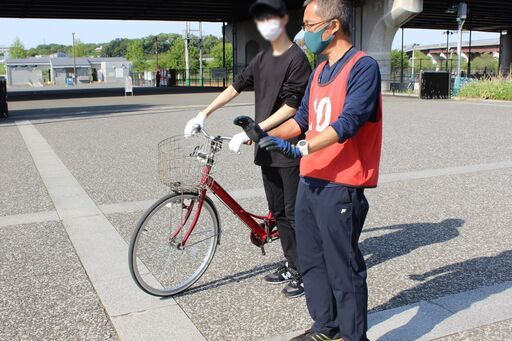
[282,273,304,298]
[289,329,342,341]
[264,262,294,284]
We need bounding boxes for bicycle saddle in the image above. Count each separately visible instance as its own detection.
[233,116,267,143]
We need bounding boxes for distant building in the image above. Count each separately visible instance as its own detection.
[5,56,132,87]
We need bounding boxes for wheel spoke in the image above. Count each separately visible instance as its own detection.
[129,193,218,296]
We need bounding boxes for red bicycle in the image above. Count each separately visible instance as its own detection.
[128,117,278,297]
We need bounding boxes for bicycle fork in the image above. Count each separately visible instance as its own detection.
[169,190,207,249]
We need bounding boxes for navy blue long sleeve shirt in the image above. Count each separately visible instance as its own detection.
[293,48,381,143]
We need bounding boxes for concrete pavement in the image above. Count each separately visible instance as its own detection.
[1,93,512,340]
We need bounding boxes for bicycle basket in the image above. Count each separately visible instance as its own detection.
[157,135,221,192]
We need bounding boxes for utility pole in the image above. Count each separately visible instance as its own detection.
[155,36,159,71]
[72,32,77,85]
[222,22,226,87]
[199,22,203,86]
[185,22,190,86]
[183,22,203,87]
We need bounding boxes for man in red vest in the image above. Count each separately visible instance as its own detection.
[258,0,382,340]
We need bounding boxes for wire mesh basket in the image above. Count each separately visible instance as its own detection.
[157,135,222,192]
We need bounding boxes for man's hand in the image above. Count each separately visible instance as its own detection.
[184,112,206,137]
[228,132,251,154]
[259,136,302,159]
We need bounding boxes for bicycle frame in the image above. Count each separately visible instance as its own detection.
[175,163,278,248]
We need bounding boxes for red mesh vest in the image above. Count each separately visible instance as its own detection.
[300,51,383,188]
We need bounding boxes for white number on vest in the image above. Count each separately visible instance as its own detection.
[313,97,332,132]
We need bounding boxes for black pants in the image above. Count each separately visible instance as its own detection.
[296,180,369,341]
[261,166,300,271]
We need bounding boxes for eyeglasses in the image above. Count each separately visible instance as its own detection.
[301,18,335,32]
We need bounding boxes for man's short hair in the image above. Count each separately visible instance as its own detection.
[303,0,351,35]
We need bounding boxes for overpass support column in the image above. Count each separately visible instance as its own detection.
[500,31,512,76]
[356,0,423,91]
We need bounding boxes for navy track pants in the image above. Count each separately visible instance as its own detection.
[295,179,369,341]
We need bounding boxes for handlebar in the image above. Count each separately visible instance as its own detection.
[189,116,265,143]
[191,124,232,141]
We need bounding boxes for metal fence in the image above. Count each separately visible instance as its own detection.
[131,68,237,88]
[387,57,500,92]
[130,59,500,92]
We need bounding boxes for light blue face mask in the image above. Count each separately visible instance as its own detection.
[304,22,335,54]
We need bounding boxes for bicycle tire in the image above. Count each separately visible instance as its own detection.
[129,192,220,296]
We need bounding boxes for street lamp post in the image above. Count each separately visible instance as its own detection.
[443,30,454,71]
[411,43,419,89]
[454,2,467,94]
[400,27,404,89]
[72,32,77,86]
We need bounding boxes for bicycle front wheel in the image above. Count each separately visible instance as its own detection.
[129,192,220,296]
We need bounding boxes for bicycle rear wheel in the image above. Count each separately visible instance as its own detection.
[129,192,219,296]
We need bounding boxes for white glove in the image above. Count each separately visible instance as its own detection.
[184,112,206,137]
[229,132,250,154]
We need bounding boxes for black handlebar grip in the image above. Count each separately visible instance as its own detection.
[233,116,266,143]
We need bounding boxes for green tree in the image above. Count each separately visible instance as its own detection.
[294,38,315,68]
[160,38,200,70]
[126,40,147,72]
[73,39,89,57]
[9,37,27,59]
[447,54,468,73]
[471,53,499,74]
[411,51,433,72]
[102,38,130,57]
[0,63,6,75]
[304,47,315,69]
[202,35,221,55]
[391,49,410,75]
[27,44,68,57]
[161,39,185,69]
[208,42,233,70]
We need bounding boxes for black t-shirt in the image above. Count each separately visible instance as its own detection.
[232,43,311,167]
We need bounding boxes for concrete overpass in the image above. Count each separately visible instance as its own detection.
[405,39,500,56]
[404,38,500,72]
[2,0,512,89]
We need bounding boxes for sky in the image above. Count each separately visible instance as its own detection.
[0,18,500,50]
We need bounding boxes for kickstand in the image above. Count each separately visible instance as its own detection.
[260,245,266,256]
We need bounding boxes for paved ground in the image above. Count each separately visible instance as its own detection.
[1,92,511,340]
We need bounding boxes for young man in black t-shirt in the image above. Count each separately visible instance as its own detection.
[184,0,311,298]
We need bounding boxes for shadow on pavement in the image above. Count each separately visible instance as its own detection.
[0,104,184,127]
[7,86,224,102]
[369,250,512,340]
[172,219,465,299]
[361,218,464,269]
[170,261,283,299]
[1,104,154,122]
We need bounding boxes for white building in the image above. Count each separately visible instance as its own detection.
[5,56,132,87]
